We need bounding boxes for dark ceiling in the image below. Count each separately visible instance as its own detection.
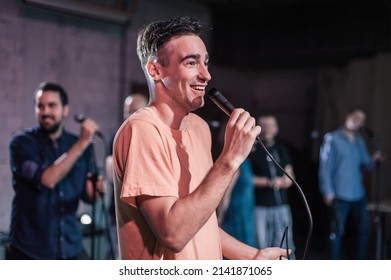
[190,0,391,71]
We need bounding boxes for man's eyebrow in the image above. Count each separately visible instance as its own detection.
[180,54,201,62]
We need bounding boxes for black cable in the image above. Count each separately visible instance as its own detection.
[207,87,313,260]
[256,137,313,259]
[279,226,290,260]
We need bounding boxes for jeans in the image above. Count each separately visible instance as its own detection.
[255,205,296,259]
[328,197,370,259]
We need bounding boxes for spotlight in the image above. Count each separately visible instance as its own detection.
[79,213,92,225]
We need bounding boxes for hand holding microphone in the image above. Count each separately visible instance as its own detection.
[74,114,102,140]
[208,88,261,169]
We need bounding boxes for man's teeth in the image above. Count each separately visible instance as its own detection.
[192,86,205,91]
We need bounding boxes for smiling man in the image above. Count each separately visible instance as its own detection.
[112,17,289,260]
[7,82,103,260]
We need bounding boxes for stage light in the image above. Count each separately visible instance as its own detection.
[79,213,92,225]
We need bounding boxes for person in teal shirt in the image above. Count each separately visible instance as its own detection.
[219,158,258,248]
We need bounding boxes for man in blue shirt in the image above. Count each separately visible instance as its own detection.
[7,82,103,259]
[319,107,380,259]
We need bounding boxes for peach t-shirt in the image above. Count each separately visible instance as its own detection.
[113,107,222,260]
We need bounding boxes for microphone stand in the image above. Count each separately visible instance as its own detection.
[364,129,384,260]
[89,134,116,260]
[374,157,383,259]
[90,141,98,260]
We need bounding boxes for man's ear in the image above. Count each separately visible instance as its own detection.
[146,61,161,81]
[63,105,70,117]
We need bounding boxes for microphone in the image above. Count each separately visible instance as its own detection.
[74,113,87,123]
[208,87,262,143]
[207,87,235,116]
[74,114,103,137]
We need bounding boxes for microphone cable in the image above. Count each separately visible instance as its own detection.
[256,136,312,260]
[207,87,313,260]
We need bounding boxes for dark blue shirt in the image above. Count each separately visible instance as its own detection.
[9,126,94,259]
[318,128,374,202]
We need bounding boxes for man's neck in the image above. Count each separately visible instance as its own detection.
[149,102,189,131]
[48,127,64,142]
[343,127,355,142]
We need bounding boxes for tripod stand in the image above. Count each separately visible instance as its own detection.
[88,134,116,260]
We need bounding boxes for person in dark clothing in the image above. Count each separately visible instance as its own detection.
[7,81,103,260]
[249,115,296,259]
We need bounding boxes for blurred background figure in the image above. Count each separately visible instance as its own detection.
[249,115,296,259]
[122,94,149,121]
[7,82,103,260]
[217,120,258,249]
[104,93,148,259]
[318,107,382,260]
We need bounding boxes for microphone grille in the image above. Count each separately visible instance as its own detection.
[207,87,218,97]
[74,114,86,123]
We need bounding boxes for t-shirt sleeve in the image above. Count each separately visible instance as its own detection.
[280,144,293,167]
[115,120,179,208]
